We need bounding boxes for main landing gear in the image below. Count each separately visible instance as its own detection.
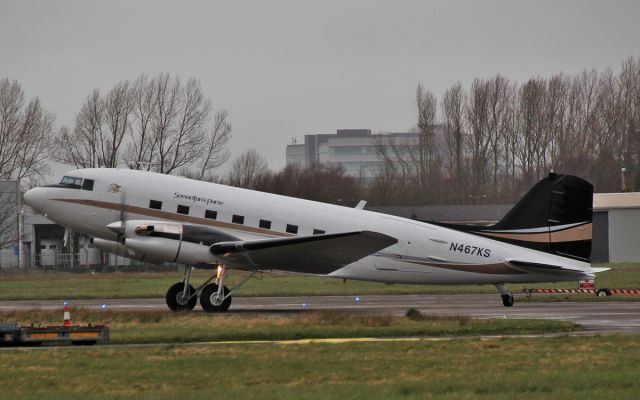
[165,264,256,313]
[495,282,515,307]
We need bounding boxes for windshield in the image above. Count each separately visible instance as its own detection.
[45,175,91,190]
[60,176,83,186]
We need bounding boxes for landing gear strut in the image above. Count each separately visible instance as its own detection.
[495,282,514,307]
[165,264,256,313]
[200,265,231,312]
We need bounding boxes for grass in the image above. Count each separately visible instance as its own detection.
[0,263,638,301]
[0,335,639,399]
[0,309,576,344]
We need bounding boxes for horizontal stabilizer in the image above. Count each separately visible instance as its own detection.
[211,231,397,274]
[505,259,593,277]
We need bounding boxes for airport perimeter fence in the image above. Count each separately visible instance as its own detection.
[0,253,183,275]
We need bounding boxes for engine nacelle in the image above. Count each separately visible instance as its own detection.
[92,238,144,261]
[100,220,238,265]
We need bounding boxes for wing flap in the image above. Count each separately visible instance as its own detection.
[211,231,397,274]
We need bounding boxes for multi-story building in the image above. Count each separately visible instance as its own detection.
[285,127,445,183]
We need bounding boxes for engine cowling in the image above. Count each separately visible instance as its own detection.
[101,220,238,265]
[92,238,144,260]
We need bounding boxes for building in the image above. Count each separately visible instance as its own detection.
[286,127,446,183]
[592,192,640,263]
[1,180,103,270]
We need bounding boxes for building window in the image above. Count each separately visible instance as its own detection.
[313,229,325,235]
[149,200,162,210]
[286,224,298,234]
[82,179,94,191]
[259,219,271,229]
[177,205,190,215]
[205,210,217,220]
[232,214,244,224]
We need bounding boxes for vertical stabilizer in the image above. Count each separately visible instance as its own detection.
[479,173,593,261]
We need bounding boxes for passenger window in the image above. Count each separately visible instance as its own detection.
[177,205,189,215]
[50,245,56,249]
[232,215,244,224]
[259,219,271,229]
[149,200,162,210]
[40,245,46,250]
[82,179,94,191]
[205,210,217,220]
[313,229,325,235]
[286,224,298,234]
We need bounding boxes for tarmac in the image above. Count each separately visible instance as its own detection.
[2,294,640,335]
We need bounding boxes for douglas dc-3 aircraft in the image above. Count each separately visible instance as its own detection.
[23,169,607,312]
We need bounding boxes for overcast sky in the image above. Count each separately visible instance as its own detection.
[2,0,639,176]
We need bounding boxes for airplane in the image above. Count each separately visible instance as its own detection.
[23,169,607,312]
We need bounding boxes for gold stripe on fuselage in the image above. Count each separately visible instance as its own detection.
[53,198,291,238]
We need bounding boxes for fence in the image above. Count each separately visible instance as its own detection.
[0,252,183,275]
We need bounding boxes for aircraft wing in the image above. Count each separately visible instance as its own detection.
[210,231,398,274]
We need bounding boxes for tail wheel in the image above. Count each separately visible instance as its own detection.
[166,282,197,311]
[200,283,232,313]
[597,288,611,297]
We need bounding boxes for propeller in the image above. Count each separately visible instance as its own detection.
[118,190,127,245]
[106,190,128,246]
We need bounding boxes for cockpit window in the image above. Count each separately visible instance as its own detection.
[50,176,95,190]
[60,176,83,186]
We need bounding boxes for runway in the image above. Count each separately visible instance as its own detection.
[2,294,639,334]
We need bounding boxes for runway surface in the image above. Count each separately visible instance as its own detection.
[2,294,639,334]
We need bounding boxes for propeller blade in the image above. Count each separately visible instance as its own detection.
[118,190,128,245]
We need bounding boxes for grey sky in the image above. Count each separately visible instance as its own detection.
[2,0,639,175]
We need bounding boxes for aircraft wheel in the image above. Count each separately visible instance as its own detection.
[597,288,611,297]
[501,293,515,307]
[200,284,232,313]
[166,282,197,311]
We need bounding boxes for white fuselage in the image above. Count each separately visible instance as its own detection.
[24,168,597,285]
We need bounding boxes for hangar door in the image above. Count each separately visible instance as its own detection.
[591,211,609,262]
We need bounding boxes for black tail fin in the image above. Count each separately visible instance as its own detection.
[480,173,593,261]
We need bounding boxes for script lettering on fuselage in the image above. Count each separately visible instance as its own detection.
[173,192,224,206]
[449,242,491,258]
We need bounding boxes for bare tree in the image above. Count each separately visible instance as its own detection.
[60,73,232,177]
[415,84,440,202]
[0,78,55,249]
[442,82,465,192]
[227,149,268,189]
[56,84,132,169]
[0,78,55,181]
[465,78,492,197]
[124,73,229,176]
[485,75,515,198]
[125,75,158,170]
[100,81,133,168]
[196,110,232,180]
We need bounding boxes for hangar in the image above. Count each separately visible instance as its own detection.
[592,192,640,263]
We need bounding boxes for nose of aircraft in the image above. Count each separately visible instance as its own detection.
[23,187,46,212]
